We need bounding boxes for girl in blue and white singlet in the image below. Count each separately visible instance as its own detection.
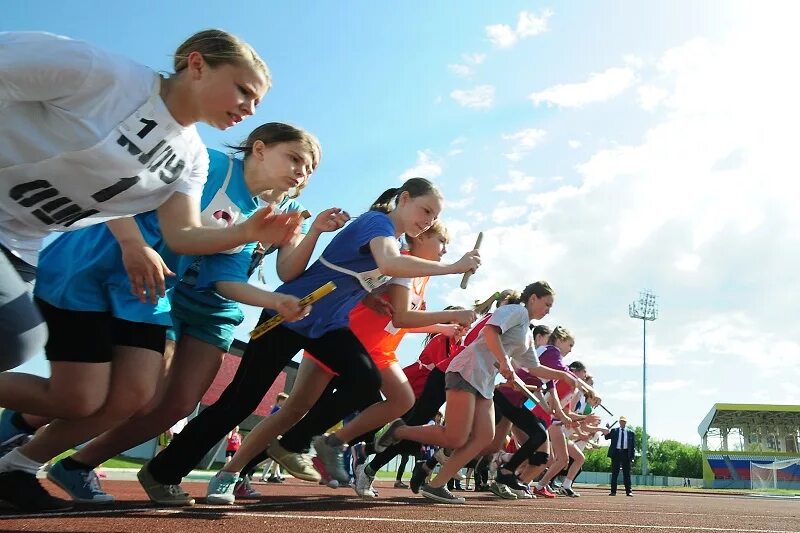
[0,123,319,511]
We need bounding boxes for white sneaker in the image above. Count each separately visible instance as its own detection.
[353,463,376,499]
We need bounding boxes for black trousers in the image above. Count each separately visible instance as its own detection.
[492,391,548,471]
[367,368,447,472]
[610,452,632,494]
[147,321,381,485]
[278,372,383,453]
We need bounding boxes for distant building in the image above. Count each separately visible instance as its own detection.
[697,403,800,488]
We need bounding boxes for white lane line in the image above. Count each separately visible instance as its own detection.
[150,509,800,533]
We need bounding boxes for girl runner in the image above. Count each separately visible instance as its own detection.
[246,222,477,501]
[138,177,481,505]
[367,291,521,495]
[0,29,271,372]
[376,282,578,503]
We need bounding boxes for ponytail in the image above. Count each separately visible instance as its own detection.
[370,187,401,214]
[473,289,521,316]
[370,177,442,214]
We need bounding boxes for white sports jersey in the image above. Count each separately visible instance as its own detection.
[0,32,207,265]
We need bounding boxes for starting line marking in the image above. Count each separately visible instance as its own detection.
[149,508,800,533]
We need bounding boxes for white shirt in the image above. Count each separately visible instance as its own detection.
[447,304,539,399]
[0,32,207,265]
[617,428,629,449]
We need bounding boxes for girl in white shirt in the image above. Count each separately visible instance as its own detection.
[0,29,296,373]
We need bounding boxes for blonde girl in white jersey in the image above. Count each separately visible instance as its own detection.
[0,29,298,373]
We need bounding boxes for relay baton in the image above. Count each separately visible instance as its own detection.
[460,232,483,289]
[250,282,337,340]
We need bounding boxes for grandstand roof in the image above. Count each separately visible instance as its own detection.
[698,403,800,436]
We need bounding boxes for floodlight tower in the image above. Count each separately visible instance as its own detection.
[629,290,658,477]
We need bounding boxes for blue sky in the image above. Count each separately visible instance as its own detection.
[4,1,799,446]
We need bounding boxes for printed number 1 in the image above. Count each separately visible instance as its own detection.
[137,118,157,139]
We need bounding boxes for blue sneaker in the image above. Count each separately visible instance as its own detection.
[47,459,114,503]
[311,435,350,485]
[206,471,239,505]
[0,409,33,458]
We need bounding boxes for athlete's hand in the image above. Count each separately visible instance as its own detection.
[450,309,477,327]
[243,206,304,247]
[497,358,514,382]
[362,293,395,316]
[311,208,350,234]
[120,243,174,304]
[437,324,463,338]
[268,293,311,322]
[449,249,481,275]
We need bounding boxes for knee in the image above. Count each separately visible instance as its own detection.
[159,398,197,424]
[445,429,471,450]
[528,451,549,466]
[390,387,415,418]
[104,382,158,419]
[57,389,107,419]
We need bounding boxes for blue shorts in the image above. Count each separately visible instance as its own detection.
[34,222,173,326]
[168,288,244,352]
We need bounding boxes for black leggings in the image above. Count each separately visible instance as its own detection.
[492,391,548,471]
[147,321,382,485]
[367,368,447,472]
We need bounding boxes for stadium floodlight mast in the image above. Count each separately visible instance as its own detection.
[629,290,658,477]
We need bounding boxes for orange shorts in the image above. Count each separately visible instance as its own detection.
[371,350,399,371]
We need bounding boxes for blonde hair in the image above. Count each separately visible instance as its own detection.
[174,29,270,88]
[408,220,449,247]
[548,325,574,345]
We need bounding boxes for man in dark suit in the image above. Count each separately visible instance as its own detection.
[605,415,635,496]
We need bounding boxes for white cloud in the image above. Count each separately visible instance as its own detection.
[399,150,442,181]
[486,9,553,48]
[446,197,474,210]
[460,176,478,194]
[675,253,701,272]
[638,85,669,111]
[568,140,582,149]
[463,53,487,65]
[448,63,473,78]
[448,53,488,78]
[491,203,528,223]
[529,67,638,108]
[485,23,517,49]
[447,148,463,157]
[624,54,645,68]
[494,170,536,192]
[450,85,495,109]
[502,128,547,161]
[516,10,553,38]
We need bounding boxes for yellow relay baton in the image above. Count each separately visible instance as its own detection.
[249,281,337,340]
